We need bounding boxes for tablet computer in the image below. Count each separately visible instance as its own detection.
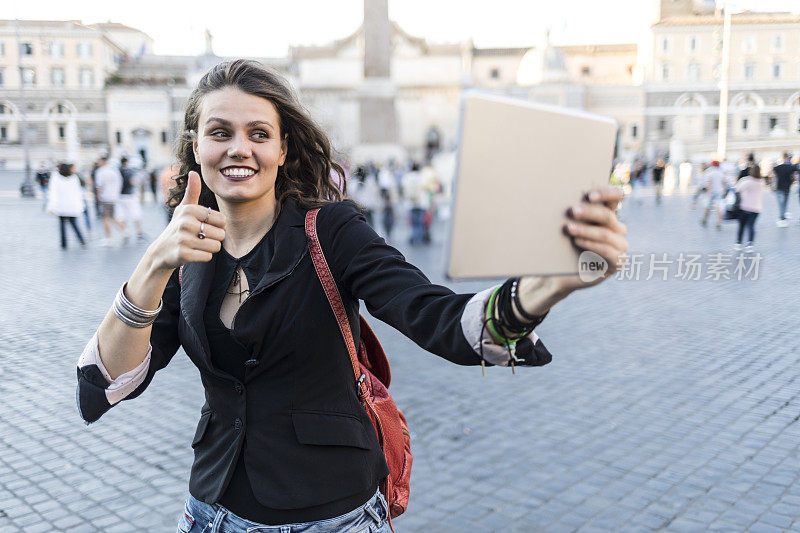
[446,92,618,279]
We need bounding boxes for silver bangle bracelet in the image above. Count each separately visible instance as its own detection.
[113,284,162,328]
[117,283,162,318]
[113,304,155,328]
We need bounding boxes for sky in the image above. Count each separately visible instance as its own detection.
[4,0,800,57]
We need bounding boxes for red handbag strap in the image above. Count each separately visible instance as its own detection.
[305,208,365,392]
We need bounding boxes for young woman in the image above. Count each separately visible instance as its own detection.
[76,59,628,533]
[47,162,87,249]
[734,164,764,251]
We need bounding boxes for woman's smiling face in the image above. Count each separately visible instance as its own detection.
[193,86,287,209]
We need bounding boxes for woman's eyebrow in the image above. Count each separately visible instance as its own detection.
[205,117,274,129]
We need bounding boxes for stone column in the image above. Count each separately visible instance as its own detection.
[355,0,404,163]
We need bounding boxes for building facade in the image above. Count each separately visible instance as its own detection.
[0,19,152,167]
[2,0,797,171]
[645,3,800,162]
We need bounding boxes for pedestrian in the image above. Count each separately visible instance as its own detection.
[700,160,727,229]
[159,163,181,224]
[76,169,95,240]
[380,188,395,241]
[35,161,51,210]
[75,59,628,533]
[734,165,764,251]
[408,196,427,245]
[651,158,665,204]
[771,152,798,227]
[629,160,645,205]
[739,152,756,181]
[46,162,86,249]
[116,157,148,243]
[94,155,126,246]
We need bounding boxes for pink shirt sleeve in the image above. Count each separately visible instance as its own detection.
[77,332,152,405]
[459,285,541,366]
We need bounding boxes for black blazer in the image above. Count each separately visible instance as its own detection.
[77,199,520,509]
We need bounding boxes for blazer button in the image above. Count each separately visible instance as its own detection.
[234,418,242,431]
[235,383,244,395]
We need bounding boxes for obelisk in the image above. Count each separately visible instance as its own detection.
[355,0,404,162]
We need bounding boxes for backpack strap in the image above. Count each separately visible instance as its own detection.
[304,208,366,397]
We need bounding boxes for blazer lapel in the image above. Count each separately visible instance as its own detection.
[248,198,309,298]
[180,257,216,364]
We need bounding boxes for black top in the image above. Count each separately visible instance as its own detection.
[204,228,375,524]
[651,165,665,182]
[773,162,799,192]
[120,167,135,195]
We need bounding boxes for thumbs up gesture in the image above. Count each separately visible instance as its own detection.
[149,171,227,271]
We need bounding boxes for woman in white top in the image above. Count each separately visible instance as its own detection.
[733,165,764,251]
[47,162,87,249]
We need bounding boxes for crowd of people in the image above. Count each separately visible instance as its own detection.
[621,152,799,252]
[38,154,446,250]
[40,155,159,248]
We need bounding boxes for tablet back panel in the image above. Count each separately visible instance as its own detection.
[447,93,618,279]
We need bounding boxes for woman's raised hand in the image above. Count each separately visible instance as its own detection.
[149,171,226,271]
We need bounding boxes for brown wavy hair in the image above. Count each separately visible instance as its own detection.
[167,59,346,211]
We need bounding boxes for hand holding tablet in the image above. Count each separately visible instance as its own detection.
[448,92,627,284]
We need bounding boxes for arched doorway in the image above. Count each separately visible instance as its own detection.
[131,128,153,168]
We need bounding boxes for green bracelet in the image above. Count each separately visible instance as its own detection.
[485,286,529,345]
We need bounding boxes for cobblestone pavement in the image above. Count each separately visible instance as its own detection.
[2,188,800,532]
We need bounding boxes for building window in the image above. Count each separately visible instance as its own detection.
[489,68,500,79]
[0,68,4,87]
[0,104,5,114]
[796,116,800,134]
[742,118,749,132]
[661,37,670,54]
[79,68,94,87]
[77,42,92,59]
[161,130,168,144]
[772,33,785,53]
[49,41,64,58]
[581,66,591,77]
[713,115,719,131]
[0,42,5,57]
[21,68,36,86]
[687,63,700,81]
[115,131,122,144]
[687,36,697,53]
[658,119,667,131]
[772,62,783,80]
[0,125,6,141]
[631,124,639,139]
[661,63,670,81]
[57,124,66,140]
[744,63,755,80]
[742,35,757,54]
[19,42,33,56]
[51,68,65,86]
[769,116,779,130]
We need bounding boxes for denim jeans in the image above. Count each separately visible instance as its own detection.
[737,210,759,244]
[776,189,789,220]
[177,490,390,533]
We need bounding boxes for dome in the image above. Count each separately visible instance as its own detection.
[516,30,568,85]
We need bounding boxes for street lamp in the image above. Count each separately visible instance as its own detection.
[716,0,733,161]
[14,18,34,198]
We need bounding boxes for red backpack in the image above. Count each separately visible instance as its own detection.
[305,208,412,523]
